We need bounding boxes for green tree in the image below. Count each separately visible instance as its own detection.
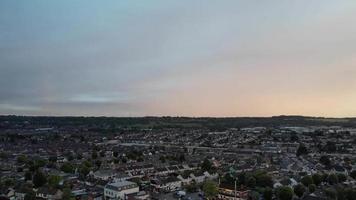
[277,186,294,200]
[17,155,28,164]
[159,156,166,163]
[201,158,213,172]
[48,175,62,188]
[246,176,256,188]
[320,156,331,166]
[308,184,316,193]
[79,165,90,177]
[48,156,57,162]
[92,151,98,160]
[33,170,47,188]
[95,160,102,168]
[34,159,47,168]
[0,152,8,159]
[185,181,198,193]
[328,174,338,185]
[301,175,313,187]
[3,178,15,187]
[337,173,347,183]
[25,171,32,181]
[202,180,218,199]
[294,184,306,198]
[249,191,260,200]
[179,154,185,163]
[76,153,83,160]
[24,190,36,200]
[60,162,74,173]
[62,187,74,200]
[312,174,322,186]
[324,188,337,200]
[350,170,356,179]
[82,160,92,168]
[344,188,356,200]
[100,150,105,157]
[336,186,346,200]
[255,172,273,188]
[263,187,273,200]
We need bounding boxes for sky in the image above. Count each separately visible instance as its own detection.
[1,1,356,117]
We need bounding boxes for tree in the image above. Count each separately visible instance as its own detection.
[344,188,356,200]
[25,171,32,181]
[319,156,331,166]
[255,172,273,188]
[277,186,294,200]
[95,160,102,168]
[0,152,8,160]
[249,191,260,200]
[24,191,36,200]
[100,150,105,157]
[185,181,198,193]
[202,180,218,199]
[79,165,90,177]
[62,187,74,200]
[301,175,313,187]
[324,188,337,200]
[350,170,356,179]
[92,151,98,160]
[201,158,213,172]
[60,162,74,173]
[296,144,308,157]
[17,155,28,164]
[308,184,316,193]
[246,176,256,188]
[312,174,322,186]
[76,153,83,160]
[263,187,273,200]
[336,186,346,200]
[294,184,306,198]
[179,154,185,163]
[328,174,338,185]
[33,171,47,188]
[82,160,92,168]
[48,175,62,188]
[3,178,15,187]
[159,156,166,163]
[113,151,119,158]
[337,173,347,183]
[34,159,47,168]
[48,156,57,162]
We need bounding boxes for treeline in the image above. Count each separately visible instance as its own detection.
[2,115,356,130]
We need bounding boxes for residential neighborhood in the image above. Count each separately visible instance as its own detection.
[0,116,356,200]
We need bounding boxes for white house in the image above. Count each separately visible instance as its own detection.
[93,169,117,181]
[104,180,139,200]
[191,171,218,184]
[151,177,182,192]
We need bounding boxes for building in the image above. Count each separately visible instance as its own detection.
[93,169,117,181]
[150,177,182,192]
[104,180,139,200]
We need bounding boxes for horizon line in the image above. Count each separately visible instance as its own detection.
[1,114,355,119]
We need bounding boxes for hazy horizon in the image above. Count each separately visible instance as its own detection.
[1,1,356,117]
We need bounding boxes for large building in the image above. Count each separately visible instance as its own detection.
[104,180,139,200]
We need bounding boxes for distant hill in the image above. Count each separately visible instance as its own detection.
[1,115,356,130]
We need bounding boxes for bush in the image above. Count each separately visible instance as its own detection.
[301,175,313,187]
[277,186,294,200]
[294,184,306,198]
